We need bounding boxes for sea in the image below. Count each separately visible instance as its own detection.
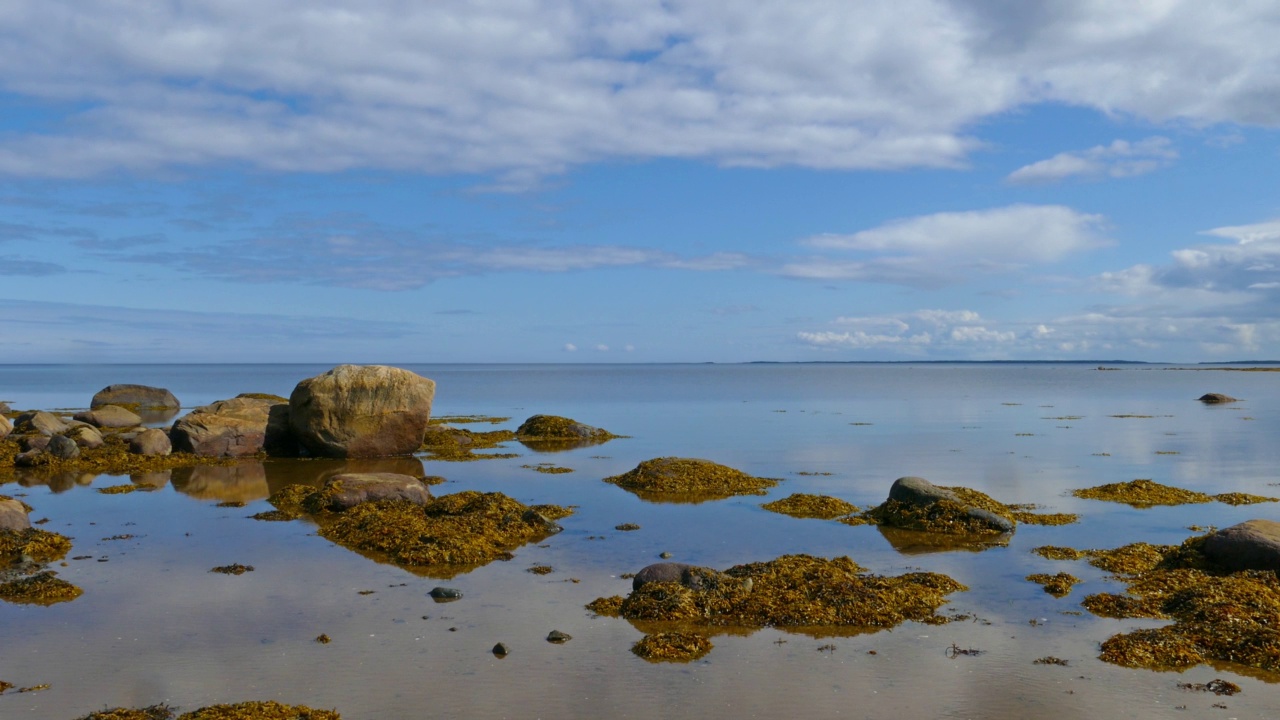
[2,362,1279,719]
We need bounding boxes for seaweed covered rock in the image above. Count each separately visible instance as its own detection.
[77,701,343,720]
[289,365,436,458]
[516,414,616,451]
[74,404,142,429]
[171,396,289,458]
[631,562,746,592]
[0,497,30,532]
[0,570,82,605]
[761,493,859,519]
[420,424,516,461]
[866,477,1015,535]
[632,631,713,662]
[1198,393,1238,404]
[603,457,779,503]
[314,472,433,511]
[266,487,570,575]
[1202,519,1280,572]
[593,554,965,636]
[1070,479,1275,508]
[91,384,180,411]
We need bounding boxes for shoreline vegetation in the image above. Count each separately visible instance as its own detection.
[4,363,1280,716]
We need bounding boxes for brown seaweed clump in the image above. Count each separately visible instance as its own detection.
[1026,572,1080,597]
[761,493,859,520]
[852,481,1076,536]
[0,570,82,605]
[418,425,518,461]
[591,554,965,637]
[265,486,571,575]
[1046,536,1280,672]
[515,415,618,452]
[0,528,73,564]
[76,701,341,720]
[603,457,780,503]
[1070,479,1275,508]
[632,631,714,662]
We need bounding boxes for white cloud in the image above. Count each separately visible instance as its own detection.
[563,343,578,352]
[595,344,609,351]
[1007,137,1178,184]
[0,2,1278,180]
[783,205,1107,287]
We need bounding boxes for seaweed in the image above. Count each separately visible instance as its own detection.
[1,436,235,480]
[177,701,341,719]
[263,486,570,576]
[631,632,713,662]
[1026,572,1081,597]
[418,426,518,461]
[74,705,176,720]
[760,493,859,520]
[603,457,779,503]
[1071,479,1213,507]
[0,528,73,564]
[0,570,82,604]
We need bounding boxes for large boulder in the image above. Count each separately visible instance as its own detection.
[0,414,11,439]
[91,384,180,411]
[318,472,433,510]
[289,365,436,458]
[73,405,142,429]
[130,428,172,456]
[13,411,70,436]
[1202,519,1280,572]
[170,396,289,458]
[0,497,31,532]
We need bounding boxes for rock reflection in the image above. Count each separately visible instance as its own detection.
[13,469,97,493]
[262,456,427,495]
[138,407,180,426]
[875,525,1011,554]
[130,470,172,489]
[171,463,270,502]
[517,437,613,454]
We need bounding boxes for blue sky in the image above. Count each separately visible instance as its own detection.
[3,1,1280,363]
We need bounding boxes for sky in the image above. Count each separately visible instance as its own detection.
[2,1,1280,363]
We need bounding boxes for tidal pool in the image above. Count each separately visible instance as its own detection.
[3,363,1280,719]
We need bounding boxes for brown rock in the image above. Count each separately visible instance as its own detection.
[14,411,70,436]
[0,498,31,532]
[130,428,172,456]
[0,414,11,439]
[170,396,287,457]
[65,425,105,449]
[321,472,433,510]
[74,405,142,428]
[1202,519,1280,572]
[289,365,436,458]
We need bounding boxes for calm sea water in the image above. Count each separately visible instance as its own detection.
[3,363,1279,719]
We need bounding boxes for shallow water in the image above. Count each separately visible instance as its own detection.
[3,363,1280,719]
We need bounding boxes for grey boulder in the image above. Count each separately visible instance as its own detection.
[0,497,31,532]
[91,384,180,410]
[170,396,289,458]
[46,434,80,460]
[1202,519,1280,572]
[885,476,1015,534]
[289,365,436,458]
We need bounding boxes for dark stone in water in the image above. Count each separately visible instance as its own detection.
[430,587,463,601]
[547,630,572,644]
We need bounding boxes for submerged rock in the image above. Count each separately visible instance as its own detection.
[1202,519,1280,572]
[318,472,433,511]
[289,364,436,458]
[130,428,172,456]
[171,396,289,457]
[1198,393,1239,404]
[74,404,142,429]
[603,457,779,503]
[91,384,180,411]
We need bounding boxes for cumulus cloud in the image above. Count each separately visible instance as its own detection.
[798,309,1016,353]
[1007,137,1178,184]
[0,2,1277,180]
[782,205,1108,287]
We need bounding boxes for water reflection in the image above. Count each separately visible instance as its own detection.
[171,464,269,502]
[12,470,97,493]
[164,456,429,503]
[517,436,614,454]
[130,470,171,489]
[875,525,1012,554]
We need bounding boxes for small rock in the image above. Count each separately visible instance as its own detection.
[492,642,510,657]
[322,473,433,510]
[129,428,172,456]
[65,425,105,449]
[632,562,744,592]
[546,630,572,644]
[14,450,45,467]
[659,551,672,559]
[73,405,142,429]
[20,435,51,452]
[1198,393,1239,404]
[46,434,80,460]
[0,414,11,439]
[429,587,463,601]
